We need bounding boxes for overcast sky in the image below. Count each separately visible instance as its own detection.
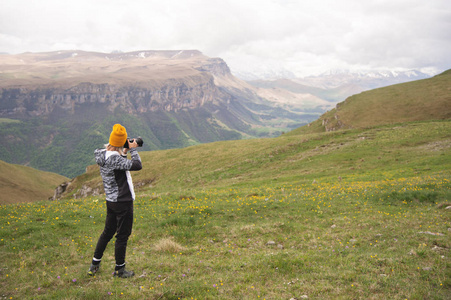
[1,0,450,77]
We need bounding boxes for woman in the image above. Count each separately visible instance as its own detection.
[88,123,142,278]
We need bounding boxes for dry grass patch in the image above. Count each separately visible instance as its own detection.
[153,237,186,253]
[240,224,258,232]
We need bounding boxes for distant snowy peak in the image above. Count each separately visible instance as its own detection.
[232,65,433,84]
[295,69,432,89]
[317,69,429,79]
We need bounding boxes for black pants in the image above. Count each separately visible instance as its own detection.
[93,201,134,266]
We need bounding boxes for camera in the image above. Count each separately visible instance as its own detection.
[124,137,144,148]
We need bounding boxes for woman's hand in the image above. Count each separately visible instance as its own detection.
[123,139,138,154]
[128,139,139,149]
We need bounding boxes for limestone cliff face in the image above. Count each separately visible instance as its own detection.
[0,75,230,116]
[0,50,308,178]
[0,50,234,117]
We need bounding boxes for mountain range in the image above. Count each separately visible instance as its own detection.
[0,50,438,179]
[0,50,319,177]
[1,66,449,204]
[247,69,431,104]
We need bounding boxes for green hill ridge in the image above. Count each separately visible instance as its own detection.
[65,120,451,199]
[0,160,68,204]
[289,69,451,135]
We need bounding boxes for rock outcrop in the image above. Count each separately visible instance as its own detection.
[50,182,69,200]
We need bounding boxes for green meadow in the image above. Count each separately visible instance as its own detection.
[1,120,450,299]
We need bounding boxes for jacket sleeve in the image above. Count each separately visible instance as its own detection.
[128,148,142,171]
[112,149,142,171]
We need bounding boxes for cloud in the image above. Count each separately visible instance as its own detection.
[1,0,450,76]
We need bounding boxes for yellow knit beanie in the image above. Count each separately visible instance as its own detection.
[109,124,127,147]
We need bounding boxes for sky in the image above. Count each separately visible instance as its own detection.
[1,0,450,77]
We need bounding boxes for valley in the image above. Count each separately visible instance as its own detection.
[0,55,449,298]
[0,50,321,177]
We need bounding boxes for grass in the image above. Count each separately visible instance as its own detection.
[1,120,450,299]
[0,160,68,204]
[1,175,450,299]
[66,120,451,197]
[0,118,21,124]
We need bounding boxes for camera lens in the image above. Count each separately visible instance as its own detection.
[124,137,143,148]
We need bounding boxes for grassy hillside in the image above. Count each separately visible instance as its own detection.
[66,120,451,197]
[1,120,450,299]
[290,69,451,135]
[0,160,67,204]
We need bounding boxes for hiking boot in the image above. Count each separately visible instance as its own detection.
[114,266,135,278]
[87,263,100,276]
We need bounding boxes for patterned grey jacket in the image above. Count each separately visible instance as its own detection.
[94,148,142,202]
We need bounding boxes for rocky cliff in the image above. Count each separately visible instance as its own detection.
[0,77,226,116]
[0,50,312,177]
[0,50,234,117]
